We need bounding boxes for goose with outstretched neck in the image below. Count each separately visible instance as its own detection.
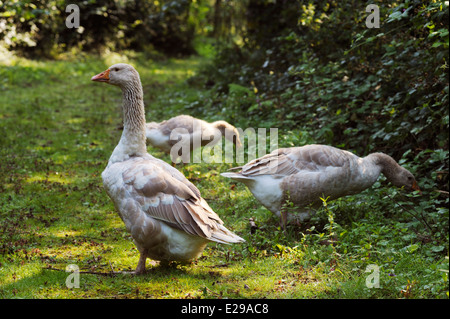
[91,63,244,274]
[221,144,421,228]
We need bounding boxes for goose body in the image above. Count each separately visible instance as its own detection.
[221,144,420,224]
[146,115,242,163]
[92,63,244,273]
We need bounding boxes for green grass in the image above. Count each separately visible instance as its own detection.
[0,50,448,299]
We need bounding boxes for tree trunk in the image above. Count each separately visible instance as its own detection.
[213,0,222,38]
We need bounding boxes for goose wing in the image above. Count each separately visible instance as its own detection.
[159,115,199,135]
[110,157,243,243]
[236,144,352,177]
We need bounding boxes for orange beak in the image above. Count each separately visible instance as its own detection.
[411,180,421,194]
[91,69,110,82]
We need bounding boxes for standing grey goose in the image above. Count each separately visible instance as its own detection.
[91,63,244,274]
[221,144,420,227]
[145,114,242,164]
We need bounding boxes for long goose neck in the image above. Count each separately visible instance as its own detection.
[212,121,229,133]
[117,78,147,157]
[212,121,240,146]
[367,153,400,180]
[122,81,145,131]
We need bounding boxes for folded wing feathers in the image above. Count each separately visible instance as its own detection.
[211,223,245,244]
[181,201,217,238]
[224,145,353,179]
[294,145,350,168]
[124,158,242,244]
[230,149,298,177]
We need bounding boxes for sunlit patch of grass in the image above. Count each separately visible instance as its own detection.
[25,173,74,184]
[0,50,447,300]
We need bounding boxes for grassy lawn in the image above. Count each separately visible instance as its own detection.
[0,50,448,299]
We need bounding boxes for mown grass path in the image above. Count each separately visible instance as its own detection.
[0,53,448,299]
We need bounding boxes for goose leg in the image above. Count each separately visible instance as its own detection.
[134,249,148,274]
[289,210,314,226]
[277,210,314,230]
[280,210,288,231]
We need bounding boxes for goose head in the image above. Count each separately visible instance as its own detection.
[370,153,421,193]
[91,63,140,88]
[387,166,421,193]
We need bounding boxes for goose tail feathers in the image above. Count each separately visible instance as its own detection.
[210,224,245,244]
[220,172,251,181]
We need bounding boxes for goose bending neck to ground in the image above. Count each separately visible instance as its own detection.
[221,144,420,228]
[91,63,244,274]
[146,115,242,164]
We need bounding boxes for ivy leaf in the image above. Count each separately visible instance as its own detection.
[431,246,445,253]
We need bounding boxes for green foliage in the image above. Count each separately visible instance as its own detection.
[0,0,448,300]
[196,0,449,193]
[0,0,206,57]
[0,49,448,299]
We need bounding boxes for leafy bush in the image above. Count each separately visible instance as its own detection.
[196,0,448,191]
[0,0,199,57]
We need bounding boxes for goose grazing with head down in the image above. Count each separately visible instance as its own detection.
[146,114,242,164]
[91,63,244,274]
[221,144,420,227]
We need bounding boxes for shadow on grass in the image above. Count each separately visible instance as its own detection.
[1,257,240,299]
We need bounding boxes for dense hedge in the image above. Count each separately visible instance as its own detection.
[194,0,449,192]
[0,0,197,56]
